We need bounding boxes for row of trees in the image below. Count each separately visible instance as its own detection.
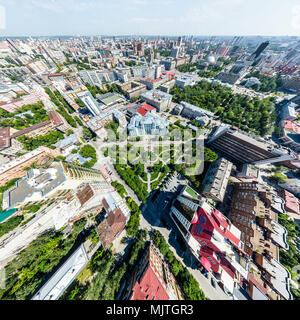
[115,164,149,203]
[79,144,97,168]
[151,230,207,300]
[0,215,24,238]
[278,214,300,300]
[243,71,283,93]
[44,88,77,128]
[0,218,87,300]
[125,197,141,238]
[0,101,49,130]
[17,130,64,150]
[176,63,198,73]
[61,230,148,300]
[170,80,277,136]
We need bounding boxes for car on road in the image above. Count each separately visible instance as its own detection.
[211,278,216,288]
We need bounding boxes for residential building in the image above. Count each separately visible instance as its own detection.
[278,189,299,215]
[141,89,172,112]
[202,157,233,202]
[124,242,184,300]
[170,186,249,297]
[279,179,300,197]
[228,182,292,300]
[0,146,57,187]
[159,79,175,93]
[117,81,147,99]
[96,199,127,249]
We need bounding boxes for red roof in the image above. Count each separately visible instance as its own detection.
[281,189,300,214]
[283,120,300,134]
[141,103,155,111]
[137,107,148,117]
[48,110,63,126]
[137,103,155,116]
[131,265,170,300]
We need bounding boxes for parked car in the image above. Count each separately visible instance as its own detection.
[211,278,216,288]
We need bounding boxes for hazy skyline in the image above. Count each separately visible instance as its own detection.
[0,0,300,37]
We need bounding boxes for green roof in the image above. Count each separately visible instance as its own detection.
[101,94,122,106]
[184,186,198,199]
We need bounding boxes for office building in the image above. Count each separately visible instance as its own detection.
[175,75,196,89]
[127,112,169,137]
[141,89,172,112]
[202,157,233,202]
[208,124,298,166]
[180,101,214,120]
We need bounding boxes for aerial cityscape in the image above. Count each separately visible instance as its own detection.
[0,0,300,306]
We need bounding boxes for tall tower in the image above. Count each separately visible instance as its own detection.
[252,41,270,59]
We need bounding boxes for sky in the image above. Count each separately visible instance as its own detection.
[0,0,300,37]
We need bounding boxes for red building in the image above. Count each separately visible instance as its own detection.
[124,242,184,300]
[170,186,249,296]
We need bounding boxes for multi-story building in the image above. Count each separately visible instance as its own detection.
[160,59,176,71]
[175,75,196,89]
[180,101,214,120]
[76,90,101,116]
[202,157,233,202]
[278,189,299,215]
[279,179,300,197]
[124,242,184,300]
[0,146,57,187]
[117,81,147,99]
[2,159,109,210]
[281,102,297,121]
[228,181,292,300]
[127,112,169,137]
[141,89,172,112]
[170,186,249,297]
[208,124,299,166]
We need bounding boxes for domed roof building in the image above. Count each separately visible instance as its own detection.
[206,55,216,65]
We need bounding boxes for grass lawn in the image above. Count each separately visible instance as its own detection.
[185,186,199,199]
[77,263,93,284]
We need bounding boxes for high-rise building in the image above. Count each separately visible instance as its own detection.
[252,41,269,60]
[228,182,292,300]
[170,186,249,297]
[124,242,184,300]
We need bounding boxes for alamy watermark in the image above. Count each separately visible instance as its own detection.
[103,128,205,177]
[0,5,6,30]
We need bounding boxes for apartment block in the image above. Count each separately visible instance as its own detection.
[202,157,233,202]
[124,242,184,300]
[170,186,249,297]
[228,181,292,300]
